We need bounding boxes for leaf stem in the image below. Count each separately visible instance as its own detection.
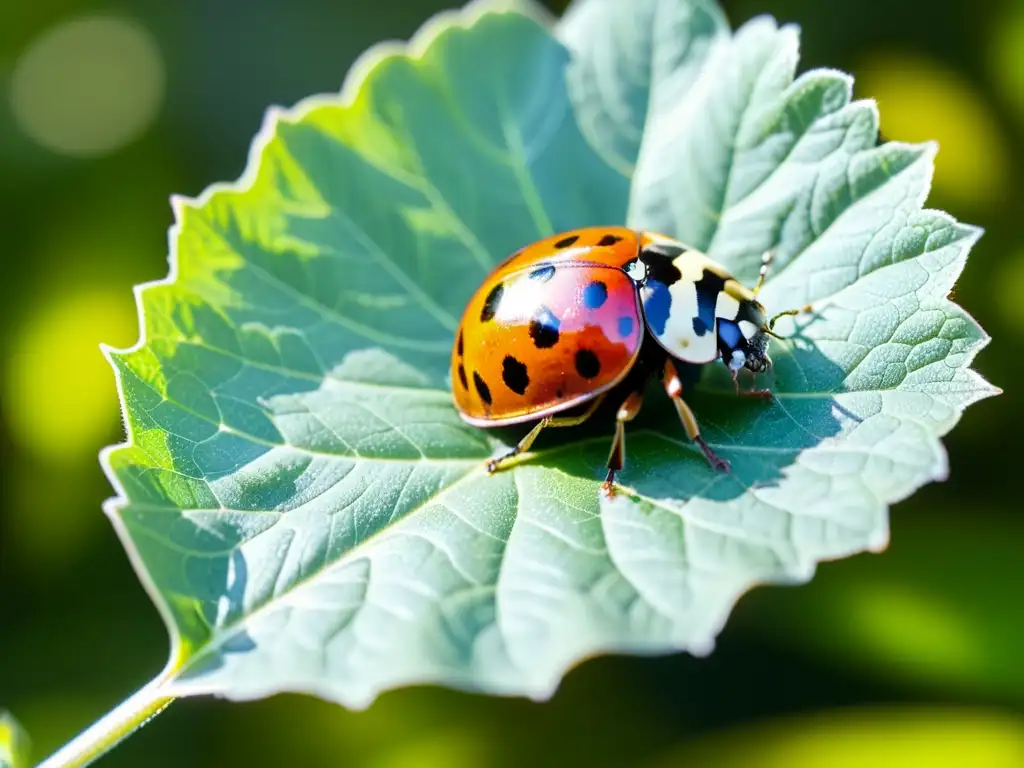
[35,676,175,768]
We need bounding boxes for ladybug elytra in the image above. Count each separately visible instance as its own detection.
[450,226,805,495]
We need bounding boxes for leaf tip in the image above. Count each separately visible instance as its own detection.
[734,12,801,44]
[919,138,941,160]
[339,0,552,107]
[867,526,891,554]
[168,191,209,237]
[807,65,854,88]
[688,637,717,658]
[168,191,192,215]
[969,374,1003,402]
[97,340,121,364]
[779,19,802,40]
[99,492,124,523]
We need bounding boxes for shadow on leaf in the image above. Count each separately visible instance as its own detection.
[488,334,847,508]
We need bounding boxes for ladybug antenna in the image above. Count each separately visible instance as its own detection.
[752,249,776,296]
[765,303,813,339]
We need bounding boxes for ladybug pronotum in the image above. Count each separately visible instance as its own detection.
[450,226,805,495]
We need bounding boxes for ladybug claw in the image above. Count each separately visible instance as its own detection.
[731,369,774,402]
[600,469,618,497]
[695,437,730,473]
[485,454,511,474]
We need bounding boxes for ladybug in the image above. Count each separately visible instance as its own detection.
[450,226,805,495]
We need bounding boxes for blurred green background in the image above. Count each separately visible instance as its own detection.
[1,0,1021,765]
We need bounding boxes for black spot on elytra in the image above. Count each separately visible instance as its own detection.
[582,280,608,309]
[529,264,556,282]
[456,330,464,356]
[575,348,601,379]
[638,246,684,290]
[480,283,504,322]
[457,363,468,389]
[598,234,623,246]
[501,356,529,395]
[618,315,634,338]
[555,388,564,399]
[554,234,579,249]
[473,371,492,405]
[692,269,727,337]
[529,306,561,348]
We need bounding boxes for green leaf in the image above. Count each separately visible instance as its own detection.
[0,711,30,768]
[99,0,997,710]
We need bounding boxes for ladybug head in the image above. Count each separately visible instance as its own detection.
[736,299,773,374]
[719,299,773,375]
[742,304,806,373]
[743,327,772,373]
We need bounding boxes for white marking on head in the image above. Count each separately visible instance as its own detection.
[729,349,746,371]
[739,320,758,339]
[715,292,740,320]
[625,259,647,282]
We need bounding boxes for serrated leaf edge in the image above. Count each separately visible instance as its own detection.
[96,0,558,686]
[95,0,1001,697]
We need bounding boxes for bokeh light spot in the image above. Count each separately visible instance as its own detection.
[10,15,165,158]
[856,51,1009,206]
[3,287,138,464]
[0,710,31,768]
[653,706,1024,768]
[842,582,981,680]
[371,729,491,768]
[989,4,1024,123]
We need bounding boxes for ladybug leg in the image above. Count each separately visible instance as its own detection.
[485,394,606,475]
[601,389,645,497]
[729,366,773,401]
[663,360,730,473]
